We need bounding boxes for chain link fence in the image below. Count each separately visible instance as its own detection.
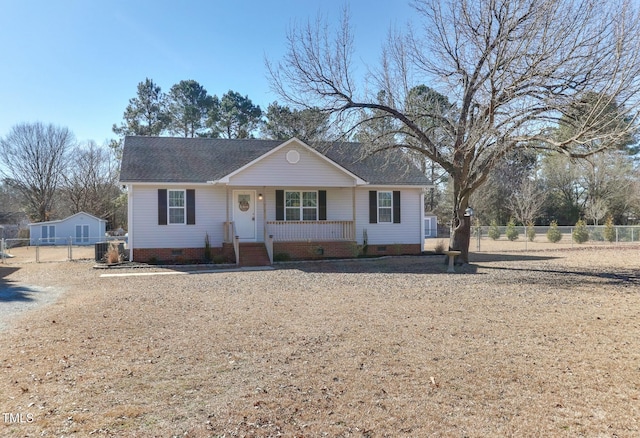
[425,225,640,252]
[1,236,127,264]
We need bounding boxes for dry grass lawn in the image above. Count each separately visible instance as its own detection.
[1,247,639,437]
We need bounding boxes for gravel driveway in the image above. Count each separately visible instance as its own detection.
[0,272,66,331]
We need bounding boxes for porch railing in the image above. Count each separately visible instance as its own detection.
[224,221,240,265]
[266,220,355,242]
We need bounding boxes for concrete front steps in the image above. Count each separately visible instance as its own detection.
[238,242,271,266]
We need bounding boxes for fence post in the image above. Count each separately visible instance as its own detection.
[68,237,72,261]
[36,239,40,263]
[1,238,4,264]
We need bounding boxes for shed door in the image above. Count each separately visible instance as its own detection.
[76,224,89,244]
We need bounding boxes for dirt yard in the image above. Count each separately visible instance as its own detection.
[1,248,639,436]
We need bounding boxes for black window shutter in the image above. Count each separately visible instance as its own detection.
[319,190,327,221]
[369,191,377,224]
[393,191,401,223]
[275,190,284,221]
[186,189,196,225]
[158,189,167,225]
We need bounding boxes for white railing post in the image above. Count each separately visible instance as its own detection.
[266,234,274,264]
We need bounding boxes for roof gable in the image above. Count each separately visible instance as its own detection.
[219,138,367,186]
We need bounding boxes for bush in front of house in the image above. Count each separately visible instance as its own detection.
[547,221,562,243]
[572,219,589,244]
[273,253,291,262]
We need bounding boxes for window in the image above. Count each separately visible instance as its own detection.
[168,189,185,224]
[75,224,89,243]
[158,189,195,225]
[41,225,55,244]
[378,191,392,223]
[285,191,317,221]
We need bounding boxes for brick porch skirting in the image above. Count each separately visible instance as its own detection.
[272,241,421,261]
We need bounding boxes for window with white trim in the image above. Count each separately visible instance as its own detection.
[168,189,186,224]
[41,225,56,244]
[378,191,392,223]
[75,224,89,243]
[285,191,318,221]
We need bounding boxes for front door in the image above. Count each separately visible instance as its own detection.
[233,190,256,241]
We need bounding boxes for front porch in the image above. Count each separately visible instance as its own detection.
[224,220,356,265]
[266,220,355,242]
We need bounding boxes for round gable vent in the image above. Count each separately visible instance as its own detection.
[286,149,300,164]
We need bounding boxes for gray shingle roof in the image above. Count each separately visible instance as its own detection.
[119,136,431,185]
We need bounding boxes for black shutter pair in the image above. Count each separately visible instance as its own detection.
[276,190,327,220]
[369,190,401,224]
[158,189,195,225]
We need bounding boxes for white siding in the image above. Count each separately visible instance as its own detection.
[354,187,424,245]
[228,144,356,187]
[130,184,227,248]
[262,187,354,221]
[29,212,106,245]
[129,184,425,249]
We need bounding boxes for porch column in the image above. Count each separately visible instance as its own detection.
[262,187,267,242]
[352,185,357,242]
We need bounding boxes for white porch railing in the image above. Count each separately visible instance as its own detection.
[224,221,240,265]
[266,221,355,242]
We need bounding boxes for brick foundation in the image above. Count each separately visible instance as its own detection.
[272,241,422,261]
[133,242,422,264]
[133,244,235,264]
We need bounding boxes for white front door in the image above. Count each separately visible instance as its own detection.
[233,190,256,241]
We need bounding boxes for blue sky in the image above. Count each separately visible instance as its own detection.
[0,0,415,144]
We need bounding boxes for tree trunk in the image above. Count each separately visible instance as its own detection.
[449,214,471,264]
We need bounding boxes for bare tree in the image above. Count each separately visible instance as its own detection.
[584,197,608,225]
[507,178,545,226]
[268,0,640,262]
[0,122,74,221]
[60,141,121,221]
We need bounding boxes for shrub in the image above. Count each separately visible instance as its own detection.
[212,254,227,264]
[106,242,121,264]
[526,221,536,242]
[604,216,616,242]
[488,220,501,240]
[572,219,589,244]
[204,233,212,262]
[506,218,519,241]
[273,252,291,262]
[433,240,446,254]
[547,221,562,243]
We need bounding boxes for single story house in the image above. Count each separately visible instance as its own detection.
[29,212,107,246]
[119,136,432,265]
